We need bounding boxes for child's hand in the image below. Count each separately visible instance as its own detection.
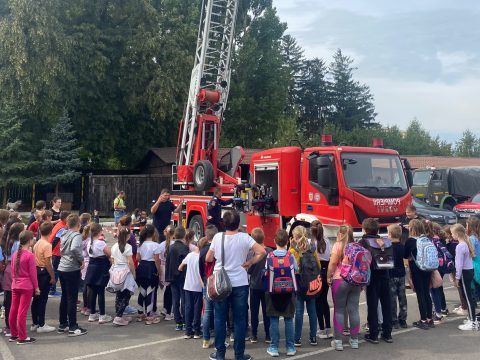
[35,288,40,296]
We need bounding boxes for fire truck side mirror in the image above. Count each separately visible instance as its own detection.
[317,168,331,188]
[406,169,413,188]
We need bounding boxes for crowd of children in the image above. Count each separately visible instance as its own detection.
[0,203,480,359]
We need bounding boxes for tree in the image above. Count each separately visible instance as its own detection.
[281,34,304,113]
[329,49,377,131]
[455,129,480,157]
[402,118,433,155]
[0,104,37,204]
[40,110,81,195]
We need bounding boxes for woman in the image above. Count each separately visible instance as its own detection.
[289,225,319,347]
[327,225,360,351]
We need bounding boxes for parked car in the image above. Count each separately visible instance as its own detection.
[412,197,457,225]
[454,193,480,220]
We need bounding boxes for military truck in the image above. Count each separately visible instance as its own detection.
[412,167,480,210]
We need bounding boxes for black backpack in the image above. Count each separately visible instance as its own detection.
[299,250,322,298]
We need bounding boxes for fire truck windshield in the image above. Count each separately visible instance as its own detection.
[341,153,408,196]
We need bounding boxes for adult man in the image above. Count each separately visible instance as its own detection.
[48,211,70,296]
[207,188,233,232]
[151,189,183,241]
[113,191,127,225]
[57,214,87,337]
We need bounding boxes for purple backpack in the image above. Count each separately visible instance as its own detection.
[340,242,372,286]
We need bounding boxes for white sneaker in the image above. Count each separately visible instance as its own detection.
[453,307,466,316]
[164,314,174,321]
[99,314,112,324]
[30,324,39,332]
[37,324,56,333]
[88,313,100,322]
[318,329,332,339]
[458,320,478,331]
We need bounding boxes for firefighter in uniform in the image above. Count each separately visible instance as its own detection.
[207,188,233,231]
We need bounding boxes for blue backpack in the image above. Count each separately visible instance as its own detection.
[415,236,439,271]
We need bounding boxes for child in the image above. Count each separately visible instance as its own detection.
[27,210,43,239]
[430,222,450,322]
[266,229,297,357]
[466,217,480,303]
[248,228,271,343]
[80,214,92,315]
[166,227,189,331]
[31,222,56,333]
[9,230,39,344]
[179,244,203,339]
[451,224,477,330]
[85,223,112,324]
[159,225,175,321]
[136,224,162,324]
[312,220,332,339]
[108,226,137,326]
[1,221,24,336]
[184,228,198,252]
[289,225,319,347]
[388,224,407,329]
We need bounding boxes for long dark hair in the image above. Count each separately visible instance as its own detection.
[7,222,25,258]
[139,224,155,246]
[15,230,33,274]
[1,217,21,256]
[311,220,326,254]
[117,226,130,254]
[87,223,103,255]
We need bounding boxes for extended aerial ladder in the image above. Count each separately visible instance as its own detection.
[175,0,244,192]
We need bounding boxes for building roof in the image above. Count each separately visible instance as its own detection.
[404,155,480,169]
[149,147,261,165]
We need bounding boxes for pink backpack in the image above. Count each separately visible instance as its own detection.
[340,243,372,286]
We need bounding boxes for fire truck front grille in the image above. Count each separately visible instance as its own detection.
[354,205,401,225]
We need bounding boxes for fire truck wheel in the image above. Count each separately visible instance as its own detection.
[189,215,205,241]
[193,160,214,191]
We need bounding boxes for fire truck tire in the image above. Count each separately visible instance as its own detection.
[194,160,214,191]
[189,215,205,241]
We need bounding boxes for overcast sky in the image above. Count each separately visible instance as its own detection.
[274,0,480,143]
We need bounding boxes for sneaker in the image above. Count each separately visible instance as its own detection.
[318,329,332,339]
[392,321,399,330]
[349,338,359,349]
[48,291,62,297]
[175,324,183,331]
[230,333,235,342]
[343,328,351,336]
[68,327,87,337]
[381,335,393,343]
[364,334,379,344]
[123,306,138,315]
[202,340,210,349]
[267,346,279,357]
[286,347,297,356]
[441,309,449,316]
[37,324,56,333]
[30,324,38,332]
[8,336,18,342]
[122,316,133,323]
[237,355,252,360]
[427,319,435,328]
[250,335,258,343]
[17,337,36,345]
[399,320,408,328]
[265,336,271,343]
[88,313,99,322]
[152,316,161,324]
[332,339,343,351]
[99,315,112,324]
[80,307,88,315]
[209,352,225,360]
[433,314,444,324]
[57,325,69,334]
[164,313,174,321]
[194,333,202,339]
[412,320,429,330]
[184,333,194,339]
[453,306,466,316]
[309,336,317,346]
[294,339,301,347]
[113,317,129,326]
[145,317,155,325]
[182,324,187,331]
[459,320,478,331]
[137,313,146,322]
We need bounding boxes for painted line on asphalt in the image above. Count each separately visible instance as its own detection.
[0,336,15,360]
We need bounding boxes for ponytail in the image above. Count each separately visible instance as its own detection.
[16,230,34,274]
[117,226,130,254]
[312,221,326,254]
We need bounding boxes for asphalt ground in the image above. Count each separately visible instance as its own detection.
[0,229,478,360]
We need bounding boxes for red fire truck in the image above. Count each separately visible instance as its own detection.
[171,0,412,246]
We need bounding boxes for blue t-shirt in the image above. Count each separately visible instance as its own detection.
[0,247,4,262]
[7,240,20,261]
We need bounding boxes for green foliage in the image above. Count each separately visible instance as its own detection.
[40,109,81,185]
[455,130,480,157]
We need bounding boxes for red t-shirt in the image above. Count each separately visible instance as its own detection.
[28,221,40,238]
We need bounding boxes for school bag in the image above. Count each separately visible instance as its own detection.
[364,237,394,270]
[471,236,480,285]
[340,242,372,286]
[265,252,297,294]
[415,236,439,271]
[433,239,454,274]
[299,250,322,297]
[207,233,232,301]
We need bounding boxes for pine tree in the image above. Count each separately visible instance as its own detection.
[40,109,81,194]
[455,129,480,157]
[281,34,305,113]
[0,104,38,204]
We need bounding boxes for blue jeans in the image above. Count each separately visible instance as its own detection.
[185,290,202,335]
[269,316,294,351]
[213,285,249,360]
[202,287,214,340]
[114,210,125,225]
[50,255,61,293]
[295,294,317,340]
[170,280,185,325]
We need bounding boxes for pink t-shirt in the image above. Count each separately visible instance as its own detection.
[11,249,39,290]
[331,242,344,280]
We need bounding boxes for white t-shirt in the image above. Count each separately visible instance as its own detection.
[210,232,256,287]
[158,241,167,263]
[182,252,202,292]
[88,239,107,258]
[111,243,133,265]
[139,240,161,261]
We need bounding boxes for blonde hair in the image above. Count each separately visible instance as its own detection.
[337,225,354,253]
[409,219,424,238]
[251,227,265,244]
[387,224,402,240]
[451,224,475,257]
[292,225,309,253]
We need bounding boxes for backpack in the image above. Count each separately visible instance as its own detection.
[433,239,454,274]
[415,236,439,271]
[299,250,322,297]
[364,237,394,270]
[340,242,372,286]
[265,252,297,294]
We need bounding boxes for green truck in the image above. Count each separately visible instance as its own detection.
[411,167,480,210]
